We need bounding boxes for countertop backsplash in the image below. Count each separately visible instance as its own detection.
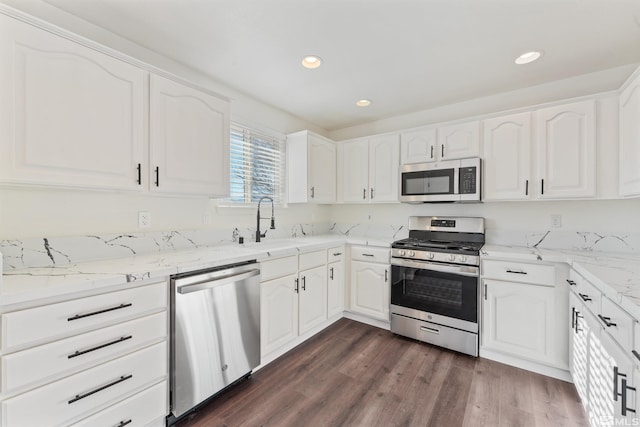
[486,229,640,253]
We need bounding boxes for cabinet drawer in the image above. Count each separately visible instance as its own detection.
[1,341,167,427]
[600,297,633,351]
[482,260,555,285]
[1,282,167,351]
[299,250,326,270]
[1,312,167,393]
[260,256,297,282]
[350,246,390,264]
[569,270,602,315]
[327,246,346,263]
[70,381,167,427]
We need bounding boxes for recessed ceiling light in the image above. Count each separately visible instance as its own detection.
[356,99,371,107]
[515,51,542,65]
[301,55,323,69]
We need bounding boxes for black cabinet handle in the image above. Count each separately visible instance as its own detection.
[117,420,132,427]
[333,252,342,256]
[362,254,374,257]
[330,267,334,280]
[68,335,133,359]
[430,145,434,159]
[578,293,592,302]
[68,375,132,404]
[155,166,159,187]
[67,303,132,322]
[484,284,487,300]
[566,279,576,286]
[136,163,141,185]
[633,350,640,362]
[506,269,527,275]
[294,278,299,293]
[311,187,315,198]
[621,377,636,416]
[363,188,366,199]
[441,145,445,158]
[541,179,544,195]
[598,314,617,328]
[370,188,374,199]
[302,276,306,291]
[385,269,388,282]
[525,179,528,196]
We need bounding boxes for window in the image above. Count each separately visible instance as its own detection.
[226,122,286,205]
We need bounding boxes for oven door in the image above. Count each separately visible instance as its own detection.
[390,258,478,331]
[399,161,460,202]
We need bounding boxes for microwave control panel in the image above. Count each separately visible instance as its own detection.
[459,166,477,194]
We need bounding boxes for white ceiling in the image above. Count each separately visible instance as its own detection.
[40,0,640,131]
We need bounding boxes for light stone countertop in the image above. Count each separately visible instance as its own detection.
[0,235,392,309]
[481,244,640,320]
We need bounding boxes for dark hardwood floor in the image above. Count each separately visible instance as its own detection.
[175,318,587,427]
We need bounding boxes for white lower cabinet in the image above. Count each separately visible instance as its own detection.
[260,272,299,357]
[327,260,345,318]
[480,258,568,373]
[350,260,390,322]
[298,265,328,335]
[0,282,169,427]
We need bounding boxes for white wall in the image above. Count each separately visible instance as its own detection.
[330,198,640,234]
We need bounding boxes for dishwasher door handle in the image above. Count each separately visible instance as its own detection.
[177,269,260,294]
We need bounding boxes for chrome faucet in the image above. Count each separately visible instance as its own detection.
[256,196,275,242]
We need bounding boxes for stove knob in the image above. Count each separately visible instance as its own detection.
[460,255,468,262]
[449,254,456,262]
[399,250,406,256]
[409,251,415,257]
[428,252,435,260]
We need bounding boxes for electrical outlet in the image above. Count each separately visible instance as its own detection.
[550,214,562,228]
[138,211,151,228]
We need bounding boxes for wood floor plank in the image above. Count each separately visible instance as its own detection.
[175,319,588,427]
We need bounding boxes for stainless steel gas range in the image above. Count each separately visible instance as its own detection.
[390,216,485,357]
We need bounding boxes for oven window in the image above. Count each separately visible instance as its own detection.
[402,169,454,196]
[391,265,477,323]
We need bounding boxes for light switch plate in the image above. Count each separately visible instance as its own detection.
[139,211,151,228]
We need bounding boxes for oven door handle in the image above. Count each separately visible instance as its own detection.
[391,258,479,276]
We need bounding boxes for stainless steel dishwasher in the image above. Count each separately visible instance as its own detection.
[169,260,261,422]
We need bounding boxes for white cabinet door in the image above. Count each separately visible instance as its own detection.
[369,134,400,202]
[483,112,532,200]
[298,266,327,334]
[327,261,344,318]
[350,261,389,321]
[260,274,298,356]
[308,134,336,203]
[619,74,640,197]
[536,100,596,199]
[482,279,557,365]
[340,139,369,203]
[437,121,480,160]
[0,14,145,191]
[149,74,230,196]
[569,292,590,406]
[400,128,436,164]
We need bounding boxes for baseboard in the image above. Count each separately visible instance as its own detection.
[480,348,572,382]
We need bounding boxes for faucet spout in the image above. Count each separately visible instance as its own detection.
[256,196,275,242]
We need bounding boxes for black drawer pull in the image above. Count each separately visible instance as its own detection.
[68,303,133,322]
[566,279,576,286]
[68,374,132,404]
[333,252,342,256]
[506,269,527,275]
[117,420,132,427]
[362,254,375,257]
[578,293,592,302]
[68,335,133,359]
[598,314,617,328]
[633,350,640,362]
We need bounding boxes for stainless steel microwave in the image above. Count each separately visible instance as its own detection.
[399,158,481,203]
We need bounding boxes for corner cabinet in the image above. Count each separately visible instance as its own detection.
[536,100,596,199]
[149,74,230,196]
[0,13,145,191]
[619,71,640,197]
[338,134,399,203]
[287,131,336,204]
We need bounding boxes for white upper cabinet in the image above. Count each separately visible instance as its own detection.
[400,128,437,164]
[287,131,336,204]
[437,121,481,161]
[536,100,596,199]
[149,74,230,196]
[0,14,145,191]
[619,71,640,197]
[338,134,399,203]
[482,112,532,201]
